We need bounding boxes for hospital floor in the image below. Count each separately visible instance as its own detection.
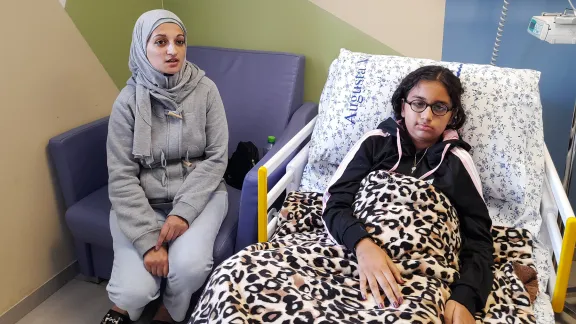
[12,263,576,324]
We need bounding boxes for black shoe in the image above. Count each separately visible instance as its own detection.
[101,309,130,324]
[150,321,173,324]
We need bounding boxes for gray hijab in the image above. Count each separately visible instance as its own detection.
[128,9,203,165]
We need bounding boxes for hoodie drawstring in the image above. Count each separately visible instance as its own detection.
[419,144,451,180]
[387,129,403,173]
[182,150,192,167]
[160,150,167,187]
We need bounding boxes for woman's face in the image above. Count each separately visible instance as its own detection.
[401,80,453,148]
[146,23,186,74]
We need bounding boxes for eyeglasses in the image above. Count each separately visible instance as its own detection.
[403,98,453,116]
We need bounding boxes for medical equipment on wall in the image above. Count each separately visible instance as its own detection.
[528,10,576,44]
[492,1,576,65]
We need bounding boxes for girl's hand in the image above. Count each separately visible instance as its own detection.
[355,238,405,308]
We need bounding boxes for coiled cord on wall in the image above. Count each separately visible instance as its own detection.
[491,0,510,66]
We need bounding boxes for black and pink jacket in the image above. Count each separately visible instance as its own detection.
[322,117,494,315]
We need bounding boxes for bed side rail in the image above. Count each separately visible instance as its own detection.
[257,117,317,242]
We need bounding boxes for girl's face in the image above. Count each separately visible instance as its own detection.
[401,80,453,149]
[146,23,186,74]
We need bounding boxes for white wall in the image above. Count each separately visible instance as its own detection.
[309,0,446,60]
[0,0,117,315]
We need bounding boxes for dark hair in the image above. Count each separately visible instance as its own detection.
[391,65,466,130]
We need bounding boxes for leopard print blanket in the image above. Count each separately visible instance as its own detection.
[190,171,536,323]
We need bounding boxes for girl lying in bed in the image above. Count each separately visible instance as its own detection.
[190,66,495,324]
[322,65,493,324]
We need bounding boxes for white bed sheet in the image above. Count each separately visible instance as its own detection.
[533,238,555,323]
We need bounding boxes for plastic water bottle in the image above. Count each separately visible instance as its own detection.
[263,136,276,157]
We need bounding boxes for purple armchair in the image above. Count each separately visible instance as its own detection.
[48,46,318,281]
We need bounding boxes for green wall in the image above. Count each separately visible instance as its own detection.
[164,0,398,102]
[65,0,161,89]
[65,0,398,102]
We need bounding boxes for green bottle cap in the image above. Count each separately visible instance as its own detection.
[267,136,276,144]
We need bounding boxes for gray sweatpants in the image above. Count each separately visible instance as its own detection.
[106,191,228,322]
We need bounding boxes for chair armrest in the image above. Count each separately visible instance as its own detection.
[48,117,109,209]
[236,102,318,251]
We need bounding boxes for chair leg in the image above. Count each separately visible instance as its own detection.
[76,273,103,284]
[74,240,95,277]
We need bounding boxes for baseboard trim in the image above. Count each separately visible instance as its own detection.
[0,261,78,324]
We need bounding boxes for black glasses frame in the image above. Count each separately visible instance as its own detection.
[403,98,453,116]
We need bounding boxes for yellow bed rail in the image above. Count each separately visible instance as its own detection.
[553,217,576,312]
[544,146,576,313]
[257,166,268,243]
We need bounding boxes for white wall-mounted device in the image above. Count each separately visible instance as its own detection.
[528,10,576,44]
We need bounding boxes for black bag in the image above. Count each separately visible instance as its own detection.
[224,141,260,190]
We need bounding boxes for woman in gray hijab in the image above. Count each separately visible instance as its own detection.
[101,9,228,324]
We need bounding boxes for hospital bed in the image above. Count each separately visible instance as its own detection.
[255,50,574,322]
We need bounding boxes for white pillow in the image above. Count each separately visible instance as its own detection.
[300,49,544,232]
[301,51,434,192]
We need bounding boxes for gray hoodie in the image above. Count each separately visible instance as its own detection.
[107,64,228,256]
